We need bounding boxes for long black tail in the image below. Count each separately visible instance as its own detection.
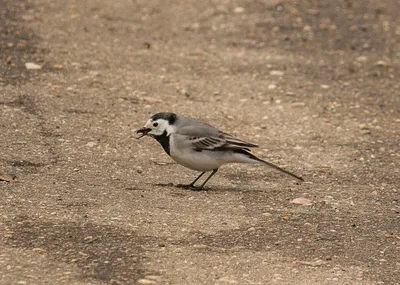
[240,149,304,181]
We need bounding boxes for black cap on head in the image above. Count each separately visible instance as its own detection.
[151,112,178,125]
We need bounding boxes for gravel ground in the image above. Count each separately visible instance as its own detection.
[1,0,399,284]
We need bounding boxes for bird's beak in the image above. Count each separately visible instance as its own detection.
[135,127,151,139]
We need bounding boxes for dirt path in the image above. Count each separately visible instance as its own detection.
[1,0,399,284]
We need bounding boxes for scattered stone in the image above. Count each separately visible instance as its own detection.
[84,236,93,242]
[291,102,306,107]
[298,259,327,267]
[53,64,64,69]
[137,279,156,284]
[145,275,162,281]
[179,89,190,97]
[193,244,208,249]
[272,26,280,33]
[269,70,284,76]
[142,97,161,104]
[268,84,277,90]
[151,160,173,166]
[217,276,238,284]
[290,197,312,205]
[361,129,371,135]
[0,174,15,182]
[25,62,42,70]
[234,7,245,13]
[356,56,368,62]
[363,43,370,49]
[320,84,330,89]
[306,9,320,15]
[357,123,369,130]
[32,247,46,253]
[190,22,200,30]
[86,141,97,147]
[376,60,388,67]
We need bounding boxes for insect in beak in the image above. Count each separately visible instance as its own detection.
[135,127,151,139]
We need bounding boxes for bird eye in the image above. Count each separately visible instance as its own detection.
[153,122,158,127]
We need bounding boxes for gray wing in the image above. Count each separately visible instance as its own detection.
[177,125,258,150]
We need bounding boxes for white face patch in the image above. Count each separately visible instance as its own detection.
[145,118,177,137]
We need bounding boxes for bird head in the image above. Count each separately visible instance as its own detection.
[136,112,178,139]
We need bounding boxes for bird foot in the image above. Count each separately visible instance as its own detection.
[176,184,206,191]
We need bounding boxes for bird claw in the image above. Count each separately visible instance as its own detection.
[176,184,206,191]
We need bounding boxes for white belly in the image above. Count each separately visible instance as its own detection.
[170,149,223,171]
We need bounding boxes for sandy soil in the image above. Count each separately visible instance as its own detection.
[1,0,399,284]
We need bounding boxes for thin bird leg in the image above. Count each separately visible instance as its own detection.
[177,172,205,189]
[198,168,218,190]
[189,171,205,187]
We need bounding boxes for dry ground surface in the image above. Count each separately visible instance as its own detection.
[1,0,399,284]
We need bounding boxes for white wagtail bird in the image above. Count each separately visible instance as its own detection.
[136,112,303,190]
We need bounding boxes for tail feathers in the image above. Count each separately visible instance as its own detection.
[240,149,304,181]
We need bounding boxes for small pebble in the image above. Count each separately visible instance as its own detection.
[290,198,312,206]
[234,7,245,13]
[356,56,368,62]
[145,275,162,281]
[291,102,306,107]
[32,247,46,253]
[217,276,238,284]
[25,62,42,70]
[376,60,388,67]
[192,244,208,249]
[357,123,369,130]
[298,259,327,267]
[86,141,97,147]
[269,70,284,76]
[137,279,156,285]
